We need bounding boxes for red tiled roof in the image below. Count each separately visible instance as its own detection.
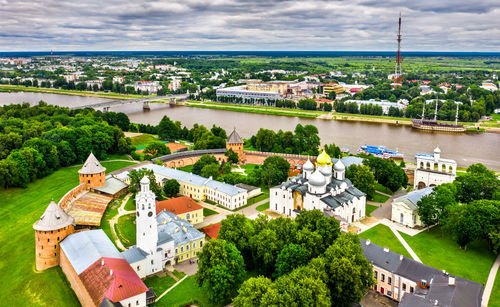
[350,88,362,93]
[200,223,221,239]
[79,257,148,305]
[315,98,334,103]
[156,196,203,215]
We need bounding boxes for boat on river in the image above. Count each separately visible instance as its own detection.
[411,98,466,132]
[358,145,404,159]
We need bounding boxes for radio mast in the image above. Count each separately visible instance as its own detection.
[394,13,403,85]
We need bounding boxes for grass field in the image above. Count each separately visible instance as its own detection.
[100,194,126,250]
[365,204,379,216]
[400,227,495,284]
[178,165,194,173]
[203,208,218,217]
[124,194,136,211]
[129,133,158,148]
[489,270,500,307]
[144,274,177,295]
[157,275,214,307]
[0,160,135,306]
[370,192,390,203]
[359,224,412,259]
[116,213,136,248]
[256,202,270,212]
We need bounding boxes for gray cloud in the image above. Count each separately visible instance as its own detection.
[0,0,498,51]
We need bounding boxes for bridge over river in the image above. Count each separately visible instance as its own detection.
[70,93,189,111]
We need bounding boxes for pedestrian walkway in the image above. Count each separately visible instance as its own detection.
[155,275,188,302]
[389,226,422,263]
[109,193,135,251]
[481,253,500,307]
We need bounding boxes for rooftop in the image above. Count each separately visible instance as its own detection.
[227,128,243,144]
[79,152,106,175]
[156,196,203,215]
[33,200,75,231]
[156,211,205,246]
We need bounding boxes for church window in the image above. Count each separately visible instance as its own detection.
[137,266,140,270]
[151,260,154,265]
[136,301,139,306]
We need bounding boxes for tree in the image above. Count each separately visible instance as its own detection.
[454,163,499,203]
[192,154,218,175]
[260,156,290,187]
[345,164,376,198]
[322,233,374,306]
[143,141,170,158]
[324,143,341,159]
[128,168,161,197]
[163,179,180,197]
[293,124,320,155]
[274,243,308,277]
[233,276,272,307]
[201,163,220,179]
[250,228,280,275]
[218,214,256,266]
[197,239,246,305]
[225,148,239,164]
[157,116,179,141]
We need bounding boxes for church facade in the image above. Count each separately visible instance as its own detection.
[122,176,205,279]
[414,147,456,189]
[270,150,366,227]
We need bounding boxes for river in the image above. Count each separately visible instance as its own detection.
[1,92,499,170]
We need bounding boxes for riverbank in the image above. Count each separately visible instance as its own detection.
[182,100,500,132]
[0,84,148,100]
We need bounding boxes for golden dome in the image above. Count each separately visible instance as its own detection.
[316,149,332,166]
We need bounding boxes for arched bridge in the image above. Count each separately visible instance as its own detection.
[71,93,189,111]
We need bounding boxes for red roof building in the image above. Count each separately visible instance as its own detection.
[79,257,148,306]
[200,223,221,239]
[314,98,334,103]
[156,196,204,215]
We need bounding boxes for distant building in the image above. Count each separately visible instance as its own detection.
[480,81,498,92]
[216,85,280,101]
[320,83,344,95]
[112,76,125,84]
[226,128,244,159]
[391,187,434,228]
[414,147,456,189]
[361,239,483,306]
[156,196,204,225]
[127,81,162,94]
[168,78,181,91]
[344,99,405,115]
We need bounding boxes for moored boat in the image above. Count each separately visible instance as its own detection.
[358,145,404,159]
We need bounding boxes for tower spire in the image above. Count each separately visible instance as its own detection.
[394,13,403,85]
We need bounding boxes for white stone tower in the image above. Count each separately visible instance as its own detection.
[136,176,158,255]
[334,160,346,180]
[434,146,441,162]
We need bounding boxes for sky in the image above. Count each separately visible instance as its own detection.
[0,0,499,52]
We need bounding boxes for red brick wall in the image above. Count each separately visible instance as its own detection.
[60,249,97,307]
[59,183,86,211]
[79,172,106,188]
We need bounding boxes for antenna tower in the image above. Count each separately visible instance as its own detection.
[394,13,403,84]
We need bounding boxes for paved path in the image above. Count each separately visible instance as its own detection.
[389,226,422,262]
[155,275,188,302]
[481,253,500,307]
[109,193,135,251]
[371,189,407,220]
[196,198,270,228]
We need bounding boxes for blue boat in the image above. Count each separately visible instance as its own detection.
[358,145,404,159]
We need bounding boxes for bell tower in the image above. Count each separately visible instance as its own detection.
[136,176,158,255]
[226,128,244,160]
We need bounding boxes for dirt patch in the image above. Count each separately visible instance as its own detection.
[361,216,380,226]
[124,132,143,138]
[136,142,189,154]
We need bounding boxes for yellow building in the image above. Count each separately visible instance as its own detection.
[321,83,344,95]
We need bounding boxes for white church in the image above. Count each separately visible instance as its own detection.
[414,147,456,189]
[270,150,366,229]
[122,176,205,278]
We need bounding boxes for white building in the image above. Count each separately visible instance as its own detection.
[127,81,162,94]
[270,150,366,228]
[414,147,456,189]
[345,99,406,114]
[168,78,181,91]
[216,85,280,101]
[480,81,498,92]
[391,187,433,228]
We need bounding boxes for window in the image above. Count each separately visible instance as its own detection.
[402,283,406,291]
[136,301,139,306]
[388,290,392,296]
[137,266,140,270]
[200,241,203,247]
[175,248,178,253]
[151,260,154,265]
[181,246,183,252]
[388,277,392,285]
[193,242,196,248]
[374,271,378,279]
[410,286,414,293]
[381,274,385,282]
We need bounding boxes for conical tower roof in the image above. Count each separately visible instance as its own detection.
[33,200,75,231]
[78,152,106,175]
[227,128,243,144]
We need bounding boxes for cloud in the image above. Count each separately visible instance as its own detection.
[0,0,498,51]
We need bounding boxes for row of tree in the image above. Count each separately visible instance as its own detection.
[0,103,132,188]
[197,211,373,306]
[249,124,320,156]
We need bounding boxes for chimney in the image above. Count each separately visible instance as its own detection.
[365,239,371,245]
[434,300,439,306]
[110,269,113,276]
[448,276,455,286]
[383,247,390,253]
[400,255,403,260]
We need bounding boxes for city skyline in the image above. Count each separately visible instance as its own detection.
[1,0,499,52]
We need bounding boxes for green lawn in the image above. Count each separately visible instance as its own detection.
[129,133,159,148]
[235,190,270,211]
[400,227,496,285]
[256,202,270,212]
[375,183,393,195]
[203,208,218,217]
[101,194,126,250]
[173,270,186,280]
[370,192,390,203]
[116,213,136,248]
[157,275,214,307]
[144,274,177,295]
[365,204,379,217]
[124,194,136,211]
[359,224,412,259]
[0,160,135,306]
[489,269,500,307]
